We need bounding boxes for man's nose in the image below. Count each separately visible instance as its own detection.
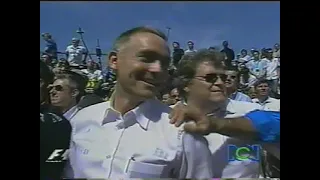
[148,60,162,72]
[214,76,225,85]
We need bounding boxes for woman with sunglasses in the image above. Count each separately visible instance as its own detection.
[40,60,72,180]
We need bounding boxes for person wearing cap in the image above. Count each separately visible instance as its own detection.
[64,26,213,179]
[65,38,87,68]
[42,32,58,61]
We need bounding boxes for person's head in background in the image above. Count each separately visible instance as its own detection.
[41,32,52,41]
[49,71,88,113]
[40,60,54,105]
[94,62,101,70]
[176,49,227,114]
[87,60,95,70]
[225,66,241,96]
[265,48,273,60]
[241,49,248,57]
[274,43,280,51]
[222,40,229,49]
[254,79,270,101]
[54,58,70,74]
[41,54,51,65]
[71,38,80,47]
[252,50,260,61]
[172,41,180,50]
[247,86,257,99]
[187,40,194,50]
[108,26,170,106]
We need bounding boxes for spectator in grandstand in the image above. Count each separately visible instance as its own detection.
[252,79,280,111]
[239,49,251,63]
[49,70,88,121]
[264,48,280,97]
[52,58,70,75]
[42,33,58,61]
[220,40,235,68]
[172,41,184,68]
[81,60,103,94]
[173,49,261,178]
[246,50,269,87]
[273,43,280,59]
[260,48,267,59]
[247,86,257,99]
[64,26,213,179]
[185,40,197,55]
[41,54,52,68]
[65,38,87,68]
[225,66,252,102]
[162,87,181,106]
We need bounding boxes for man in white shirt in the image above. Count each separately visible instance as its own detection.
[252,79,280,111]
[263,48,280,97]
[64,27,213,179]
[173,49,261,178]
[184,40,197,55]
[65,38,87,67]
[246,50,269,87]
[239,49,251,63]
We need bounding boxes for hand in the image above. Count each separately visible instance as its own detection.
[169,102,213,135]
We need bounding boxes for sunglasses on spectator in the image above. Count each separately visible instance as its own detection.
[194,73,227,83]
[226,75,237,79]
[48,84,64,91]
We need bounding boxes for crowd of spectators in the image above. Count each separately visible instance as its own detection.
[41,32,280,107]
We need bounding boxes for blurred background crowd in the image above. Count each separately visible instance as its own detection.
[40,31,280,111]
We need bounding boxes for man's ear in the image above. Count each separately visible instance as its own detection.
[108,51,118,70]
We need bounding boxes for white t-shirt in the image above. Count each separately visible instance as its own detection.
[66,45,87,66]
[264,58,280,80]
[81,69,103,81]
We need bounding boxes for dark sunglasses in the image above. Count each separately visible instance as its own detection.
[226,75,237,80]
[194,73,227,83]
[48,84,64,91]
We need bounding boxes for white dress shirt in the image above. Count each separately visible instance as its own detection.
[171,100,262,178]
[252,97,280,111]
[64,99,213,179]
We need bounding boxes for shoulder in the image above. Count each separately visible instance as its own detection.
[73,101,110,125]
[227,99,261,115]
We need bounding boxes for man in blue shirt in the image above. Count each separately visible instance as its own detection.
[42,33,58,60]
[225,66,252,102]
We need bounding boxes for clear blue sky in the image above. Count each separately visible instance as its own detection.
[40,2,280,65]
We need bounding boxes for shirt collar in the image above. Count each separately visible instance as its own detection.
[63,106,78,120]
[102,91,150,130]
[253,97,271,104]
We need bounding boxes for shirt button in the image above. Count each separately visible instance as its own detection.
[106,155,111,159]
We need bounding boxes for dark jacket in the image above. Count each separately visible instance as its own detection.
[40,104,71,180]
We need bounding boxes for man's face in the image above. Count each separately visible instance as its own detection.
[170,88,181,105]
[255,83,269,97]
[222,41,228,48]
[72,40,79,46]
[172,42,179,49]
[87,61,95,69]
[241,50,247,57]
[253,51,260,59]
[188,42,194,49]
[113,32,170,99]
[187,61,227,104]
[225,70,239,90]
[49,79,75,108]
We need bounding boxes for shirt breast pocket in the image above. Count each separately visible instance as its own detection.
[126,160,167,178]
